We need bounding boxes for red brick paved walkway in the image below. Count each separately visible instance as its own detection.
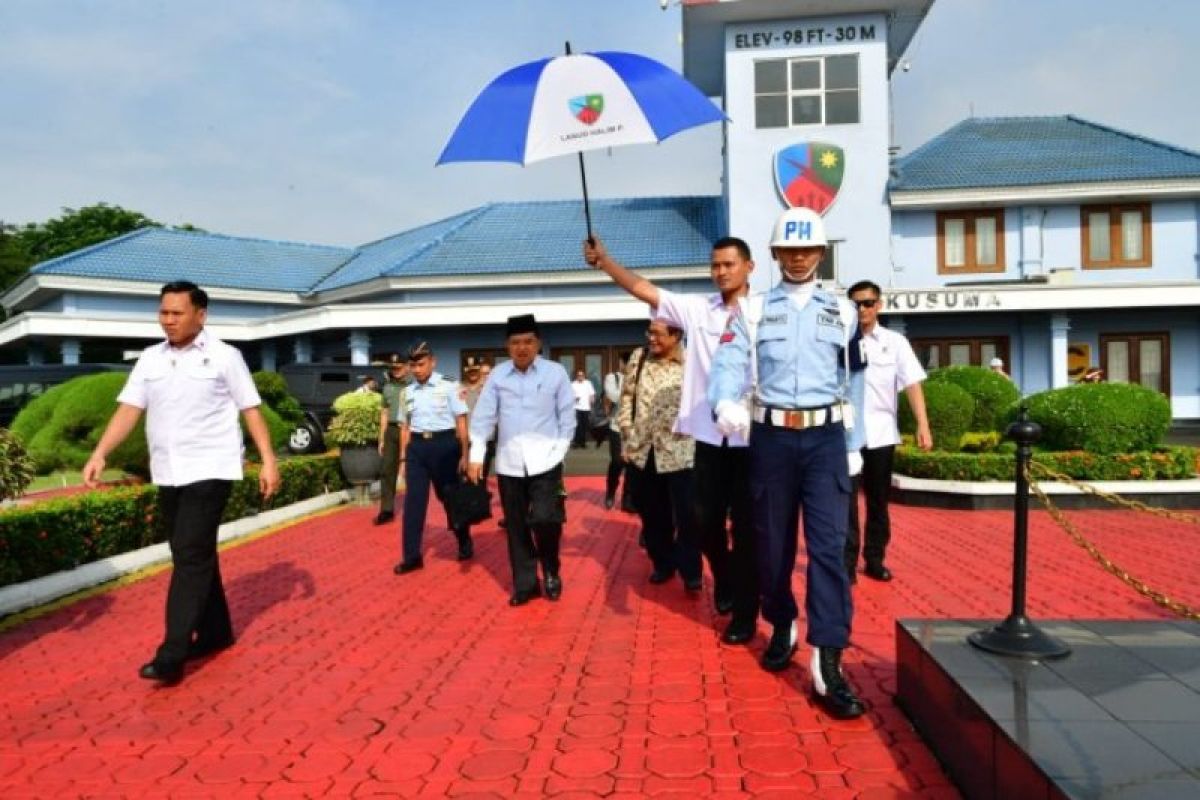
[1,477,1196,798]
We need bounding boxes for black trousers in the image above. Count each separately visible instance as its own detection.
[633,449,701,581]
[605,429,626,501]
[155,479,234,667]
[693,440,756,620]
[378,423,402,514]
[499,464,566,593]
[846,444,896,570]
[573,410,589,447]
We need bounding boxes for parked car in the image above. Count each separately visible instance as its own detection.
[278,363,384,454]
[0,364,131,428]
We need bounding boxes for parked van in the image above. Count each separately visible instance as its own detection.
[277,363,384,454]
[0,364,131,427]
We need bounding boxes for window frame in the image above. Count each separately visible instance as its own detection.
[936,209,1006,275]
[753,53,860,129]
[1099,331,1170,395]
[909,336,1010,372]
[1080,202,1152,268]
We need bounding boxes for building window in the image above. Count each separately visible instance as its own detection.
[754,54,859,128]
[937,210,1005,274]
[910,336,1009,371]
[1082,203,1151,268]
[1100,332,1169,394]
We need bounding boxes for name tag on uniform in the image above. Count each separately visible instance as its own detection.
[816,312,843,329]
[816,312,844,345]
[762,314,787,325]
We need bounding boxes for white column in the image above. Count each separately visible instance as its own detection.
[349,330,370,366]
[60,339,82,365]
[1050,313,1070,389]
[260,341,277,372]
[293,336,313,364]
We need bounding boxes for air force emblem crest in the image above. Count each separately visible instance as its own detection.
[569,94,604,125]
[774,142,844,214]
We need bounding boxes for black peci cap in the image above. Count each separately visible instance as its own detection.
[505,314,539,337]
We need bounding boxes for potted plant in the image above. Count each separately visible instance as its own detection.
[325,390,383,484]
[0,427,35,504]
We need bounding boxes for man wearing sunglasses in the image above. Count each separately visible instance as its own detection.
[845,281,932,584]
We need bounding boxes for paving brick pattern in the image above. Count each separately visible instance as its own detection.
[1,477,1195,798]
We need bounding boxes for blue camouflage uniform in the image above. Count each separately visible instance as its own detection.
[709,285,866,649]
[401,372,471,563]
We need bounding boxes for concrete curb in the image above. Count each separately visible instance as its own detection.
[0,490,352,617]
[892,474,1200,510]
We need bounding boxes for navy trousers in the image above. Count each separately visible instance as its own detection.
[749,421,853,648]
[402,431,467,562]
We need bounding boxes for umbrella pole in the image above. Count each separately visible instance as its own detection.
[578,151,594,244]
[564,42,595,244]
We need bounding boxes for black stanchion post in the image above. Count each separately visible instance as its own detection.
[968,405,1071,659]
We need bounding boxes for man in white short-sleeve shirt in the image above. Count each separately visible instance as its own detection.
[584,235,761,647]
[844,280,932,584]
[84,281,280,685]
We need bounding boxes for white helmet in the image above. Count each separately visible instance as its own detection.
[770,206,828,248]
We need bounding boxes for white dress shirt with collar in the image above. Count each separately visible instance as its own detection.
[861,323,927,449]
[468,356,576,477]
[117,328,262,486]
[654,288,749,448]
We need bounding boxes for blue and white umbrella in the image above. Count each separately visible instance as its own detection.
[438,45,724,236]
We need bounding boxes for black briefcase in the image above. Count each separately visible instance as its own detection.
[445,480,493,529]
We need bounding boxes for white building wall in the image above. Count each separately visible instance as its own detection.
[722,12,892,293]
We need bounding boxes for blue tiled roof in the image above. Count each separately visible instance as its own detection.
[891,115,1200,191]
[24,196,724,297]
[312,196,724,292]
[29,227,353,293]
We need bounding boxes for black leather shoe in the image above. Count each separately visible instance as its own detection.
[604,496,615,510]
[648,569,675,585]
[544,573,562,601]
[760,622,798,672]
[811,647,866,719]
[621,497,636,514]
[393,558,424,575]
[714,586,735,615]
[498,518,507,528]
[373,511,394,525]
[509,586,542,606]
[138,661,183,684]
[456,533,474,561]
[683,576,703,592]
[864,563,893,582]
[721,617,756,645]
[187,636,234,660]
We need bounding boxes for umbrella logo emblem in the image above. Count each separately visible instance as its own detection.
[569,94,604,126]
[774,142,845,214]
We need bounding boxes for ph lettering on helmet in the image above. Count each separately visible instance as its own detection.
[785,220,812,241]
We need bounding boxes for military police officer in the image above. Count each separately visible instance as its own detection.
[394,341,474,574]
[708,206,868,719]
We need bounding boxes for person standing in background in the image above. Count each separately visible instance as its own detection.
[603,352,634,511]
[570,369,595,449]
[375,354,411,525]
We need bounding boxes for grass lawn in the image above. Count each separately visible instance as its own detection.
[26,469,130,493]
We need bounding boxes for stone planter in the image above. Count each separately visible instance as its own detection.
[339,446,381,485]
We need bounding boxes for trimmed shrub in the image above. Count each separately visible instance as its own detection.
[326,391,382,448]
[246,403,291,458]
[1006,383,1171,455]
[253,371,304,426]
[894,446,1196,482]
[0,455,346,586]
[10,373,149,476]
[899,380,973,452]
[926,366,1020,432]
[0,427,35,501]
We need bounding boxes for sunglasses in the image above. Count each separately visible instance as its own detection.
[853,298,879,309]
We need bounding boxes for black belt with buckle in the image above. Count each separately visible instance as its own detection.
[413,428,455,440]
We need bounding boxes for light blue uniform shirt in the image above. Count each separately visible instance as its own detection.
[405,372,467,433]
[709,284,867,451]
[468,356,576,478]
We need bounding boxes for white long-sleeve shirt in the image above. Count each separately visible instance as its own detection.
[468,356,576,477]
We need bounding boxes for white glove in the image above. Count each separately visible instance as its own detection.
[715,400,751,439]
[847,450,863,477]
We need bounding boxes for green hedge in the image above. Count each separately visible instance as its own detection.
[10,372,291,475]
[926,366,1020,432]
[253,371,304,426]
[0,455,346,587]
[899,380,973,451]
[894,446,1197,482]
[1005,382,1171,454]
